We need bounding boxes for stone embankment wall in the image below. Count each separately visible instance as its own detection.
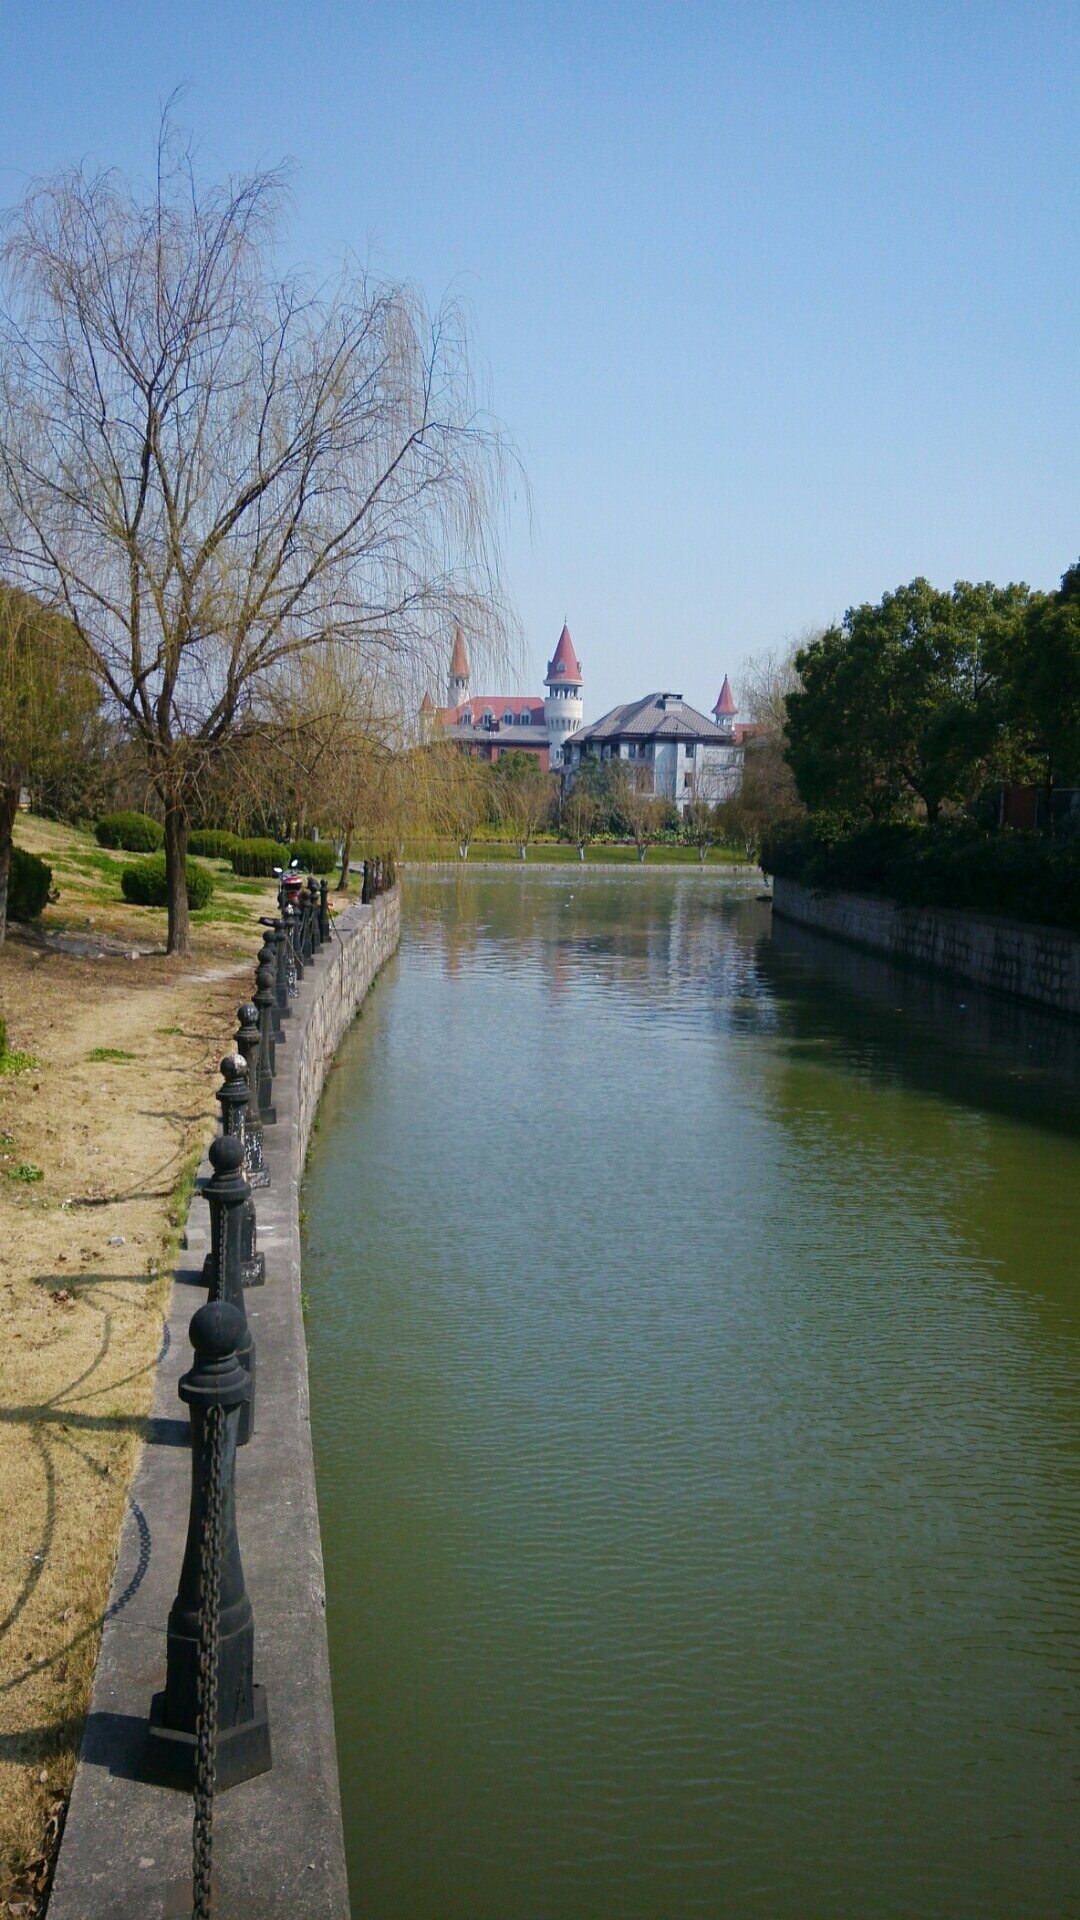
[297,887,401,1160]
[772,877,1080,1017]
[48,885,401,1920]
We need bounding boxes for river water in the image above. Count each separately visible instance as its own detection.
[301,871,1080,1920]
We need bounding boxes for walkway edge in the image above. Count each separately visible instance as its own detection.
[48,887,402,1920]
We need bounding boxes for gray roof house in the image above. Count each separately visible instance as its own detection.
[563,686,744,813]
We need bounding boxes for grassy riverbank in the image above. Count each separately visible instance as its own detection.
[399,838,750,865]
[0,816,277,1913]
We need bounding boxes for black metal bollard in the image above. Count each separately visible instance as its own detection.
[282,903,301,993]
[257,935,285,1046]
[271,918,290,1018]
[203,1132,256,1441]
[254,962,276,1122]
[146,1298,271,1792]
[234,1003,268,1186]
[205,1057,265,1288]
[294,887,311,967]
[360,858,370,905]
[319,877,331,943]
[306,877,322,954]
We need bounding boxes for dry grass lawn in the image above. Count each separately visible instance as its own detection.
[0,816,279,1914]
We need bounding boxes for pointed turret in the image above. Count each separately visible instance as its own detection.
[447,624,470,708]
[543,621,584,766]
[545,623,583,687]
[712,675,737,736]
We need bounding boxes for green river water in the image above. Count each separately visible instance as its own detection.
[301,871,1080,1919]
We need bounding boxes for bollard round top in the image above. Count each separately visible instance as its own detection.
[209,1131,245,1176]
[189,1297,245,1361]
[258,937,275,965]
[237,1000,259,1027]
[220,1051,246,1084]
[255,964,275,993]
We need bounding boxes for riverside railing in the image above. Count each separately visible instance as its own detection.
[138,855,396,1919]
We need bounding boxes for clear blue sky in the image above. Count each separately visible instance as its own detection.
[3,2,1078,719]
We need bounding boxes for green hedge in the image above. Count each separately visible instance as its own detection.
[8,846,53,922]
[229,837,290,878]
[95,810,163,852]
[761,819,1080,934]
[189,829,241,860]
[121,855,216,910]
[289,838,337,875]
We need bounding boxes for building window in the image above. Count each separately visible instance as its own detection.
[685,743,695,761]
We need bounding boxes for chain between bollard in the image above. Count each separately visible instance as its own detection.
[191,1398,225,1920]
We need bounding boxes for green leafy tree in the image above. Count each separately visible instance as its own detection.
[787,578,1032,824]
[0,586,98,941]
[1005,561,1080,825]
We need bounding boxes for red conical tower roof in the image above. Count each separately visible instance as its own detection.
[545,622,582,686]
[449,624,469,679]
[712,674,737,718]
[420,690,435,712]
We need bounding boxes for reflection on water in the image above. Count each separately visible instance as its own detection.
[303,871,1080,1920]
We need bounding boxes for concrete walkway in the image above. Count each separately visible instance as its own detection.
[48,891,400,1919]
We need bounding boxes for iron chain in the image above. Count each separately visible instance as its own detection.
[192,1399,225,1920]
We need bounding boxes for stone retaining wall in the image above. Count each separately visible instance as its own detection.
[772,877,1080,1017]
[48,885,401,1920]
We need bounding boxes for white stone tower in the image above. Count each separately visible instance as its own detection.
[543,623,584,767]
[447,624,470,709]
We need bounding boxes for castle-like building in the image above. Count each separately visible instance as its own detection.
[420,623,584,769]
[421,626,748,812]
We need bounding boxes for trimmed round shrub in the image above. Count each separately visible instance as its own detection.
[121,855,215,910]
[289,838,337,875]
[189,829,241,860]
[95,810,163,853]
[229,837,290,878]
[9,846,53,923]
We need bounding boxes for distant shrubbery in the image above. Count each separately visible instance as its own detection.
[188,829,240,860]
[121,855,215,910]
[288,838,337,875]
[229,838,290,877]
[762,819,1080,934]
[8,846,53,922]
[96,810,163,852]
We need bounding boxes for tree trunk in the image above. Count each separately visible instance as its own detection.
[163,803,191,955]
[637,843,647,862]
[698,844,707,862]
[337,827,353,892]
[578,843,585,861]
[518,843,527,860]
[0,784,19,946]
[460,840,469,860]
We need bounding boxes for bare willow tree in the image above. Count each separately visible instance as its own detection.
[616,761,667,862]
[0,119,513,951]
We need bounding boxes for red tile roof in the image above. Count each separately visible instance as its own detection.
[545,623,582,685]
[440,696,545,726]
[420,690,435,712]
